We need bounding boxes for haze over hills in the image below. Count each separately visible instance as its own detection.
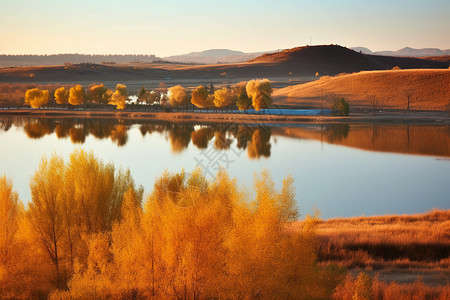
[162,49,267,64]
[0,45,448,83]
[351,47,450,57]
[0,54,159,67]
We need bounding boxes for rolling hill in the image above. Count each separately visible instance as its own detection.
[273,69,450,109]
[0,45,448,83]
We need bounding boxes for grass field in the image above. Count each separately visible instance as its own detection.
[273,69,450,110]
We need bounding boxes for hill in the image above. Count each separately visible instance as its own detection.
[0,46,448,83]
[163,49,265,64]
[273,69,450,110]
[351,47,450,57]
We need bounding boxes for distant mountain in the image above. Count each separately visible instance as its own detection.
[351,46,450,57]
[0,54,158,67]
[163,49,266,64]
[351,47,374,54]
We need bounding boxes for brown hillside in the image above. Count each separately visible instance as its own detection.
[273,69,450,110]
[0,46,448,83]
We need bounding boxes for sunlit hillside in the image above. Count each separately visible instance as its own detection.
[273,69,450,109]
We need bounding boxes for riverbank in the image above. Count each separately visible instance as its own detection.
[1,108,449,125]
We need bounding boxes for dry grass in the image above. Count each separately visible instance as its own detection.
[0,83,72,106]
[333,273,450,300]
[273,69,450,110]
[289,210,450,269]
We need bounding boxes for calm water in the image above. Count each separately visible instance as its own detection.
[0,116,449,219]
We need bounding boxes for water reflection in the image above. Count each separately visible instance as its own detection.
[1,116,450,157]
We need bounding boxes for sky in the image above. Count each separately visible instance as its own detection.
[0,0,449,57]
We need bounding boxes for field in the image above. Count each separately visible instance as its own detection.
[273,69,450,110]
[290,210,450,288]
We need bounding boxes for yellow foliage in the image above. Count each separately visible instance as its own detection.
[213,87,235,108]
[108,84,128,110]
[54,87,69,105]
[191,85,214,108]
[68,85,85,106]
[88,84,110,104]
[24,88,49,108]
[246,78,273,111]
[168,85,188,106]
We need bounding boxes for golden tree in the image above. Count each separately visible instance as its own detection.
[109,84,128,110]
[168,85,188,107]
[68,85,85,106]
[54,87,69,105]
[191,85,214,108]
[213,87,235,108]
[88,84,110,104]
[246,79,272,111]
[24,88,49,108]
[29,154,67,288]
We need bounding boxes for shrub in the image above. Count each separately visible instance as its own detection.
[330,98,349,116]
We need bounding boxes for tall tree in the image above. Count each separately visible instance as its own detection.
[68,85,85,106]
[29,155,66,288]
[213,87,235,108]
[24,88,49,108]
[109,84,128,110]
[54,87,69,105]
[191,86,214,108]
[88,84,109,104]
[246,79,272,111]
[168,85,189,107]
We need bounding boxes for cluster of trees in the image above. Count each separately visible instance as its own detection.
[24,79,273,112]
[0,150,343,299]
[163,79,272,111]
[24,84,129,110]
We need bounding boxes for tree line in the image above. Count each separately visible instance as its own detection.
[0,150,344,299]
[23,79,273,112]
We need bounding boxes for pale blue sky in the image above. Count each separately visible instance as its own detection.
[1,0,449,56]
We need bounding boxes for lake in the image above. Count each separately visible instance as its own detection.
[0,115,449,219]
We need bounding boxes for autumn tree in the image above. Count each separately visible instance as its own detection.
[29,154,67,288]
[330,98,350,116]
[24,88,50,108]
[88,84,110,104]
[191,85,214,108]
[68,85,85,106]
[214,87,235,108]
[246,79,272,111]
[168,85,189,107]
[54,87,69,105]
[109,84,128,110]
[234,82,252,111]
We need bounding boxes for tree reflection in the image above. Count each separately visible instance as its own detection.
[24,119,55,139]
[214,131,232,150]
[191,127,214,149]
[168,125,193,153]
[247,128,272,159]
[110,124,128,147]
[69,126,87,144]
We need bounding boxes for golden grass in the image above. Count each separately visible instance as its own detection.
[273,69,450,110]
[333,273,450,300]
[289,210,450,269]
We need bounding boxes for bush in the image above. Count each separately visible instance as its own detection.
[330,98,349,116]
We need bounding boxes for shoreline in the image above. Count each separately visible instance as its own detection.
[1,108,449,125]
